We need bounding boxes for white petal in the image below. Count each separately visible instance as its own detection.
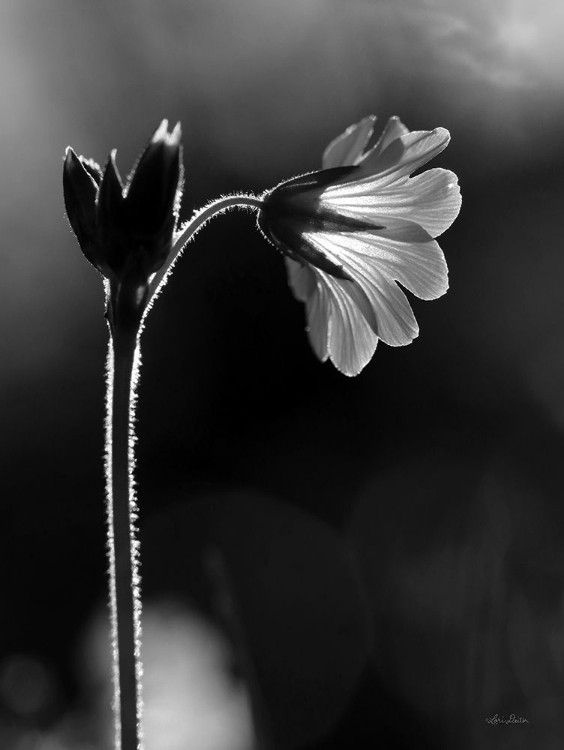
[348,127,451,184]
[328,229,448,301]
[320,168,462,238]
[359,116,409,164]
[285,257,316,302]
[376,116,410,149]
[285,257,379,374]
[322,116,376,169]
[305,277,330,361]
[306,232,420,347]
[285,258,329,361]
[401,169,461,236]
[320,272,379,376]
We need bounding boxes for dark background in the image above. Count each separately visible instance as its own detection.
[1,1,564,748]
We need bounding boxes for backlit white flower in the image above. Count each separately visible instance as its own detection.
[257,116,461,376]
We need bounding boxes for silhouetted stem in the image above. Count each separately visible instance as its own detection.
[147,194,263,308]
[102,194,264,749]
[106,325,143,750]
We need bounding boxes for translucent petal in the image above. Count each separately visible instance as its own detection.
[322,116,376,169]
[274,118,460,375]
[321,168,462,238]
[362,116,409,164]
[305,276,330,362]
[305,232,420,347]
[285,257,316,302]
[346,127,451,184]
[324,229,448,301]
[320,273,379,376]
[285,259,328,361]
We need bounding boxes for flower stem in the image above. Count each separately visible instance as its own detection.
[106,324,143,750]
[173,194,264,252]
[147,194,263,308]
[102,193,264,748]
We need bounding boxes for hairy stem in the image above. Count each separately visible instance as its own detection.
[106,325,143,750]
[147,194,263,307]
[102,193,263,748]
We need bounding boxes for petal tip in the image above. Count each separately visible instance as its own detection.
[152,119,169,143]
[170,121,182,143]
[434,126,451,145]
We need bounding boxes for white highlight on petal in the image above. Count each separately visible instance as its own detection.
[371,116,410,155]
[347,230,449,301]
[320,168,462,238]
[307,232,419,347]
[321,272,379,376]
[353,127,452,184]
[285,224,445,374]
[322,116,376,169]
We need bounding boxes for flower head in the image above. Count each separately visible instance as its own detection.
[258,116,461,375]
[63,120,183,330]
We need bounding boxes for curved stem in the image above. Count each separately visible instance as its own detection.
[103,193,263,748]
[101,193,262,747]
[173,194,263,253]
[147,194,263,308]
[106,325,143,750]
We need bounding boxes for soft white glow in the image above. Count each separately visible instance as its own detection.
[83,603,254,750]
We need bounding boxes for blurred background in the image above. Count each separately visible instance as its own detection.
[1,0,564,748]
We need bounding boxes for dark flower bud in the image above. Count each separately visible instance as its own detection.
[63,120,183,330]
[63,148,103,271]
[96,151,128,275]
[126,120,182,243]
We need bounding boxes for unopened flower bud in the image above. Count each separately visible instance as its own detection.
[63,149,103,272]
[63,120,183,330]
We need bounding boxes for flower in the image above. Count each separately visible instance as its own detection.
[63,120,183,329]
[257,116,461,376]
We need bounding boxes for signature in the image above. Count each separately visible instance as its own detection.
[485,714,529,725]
